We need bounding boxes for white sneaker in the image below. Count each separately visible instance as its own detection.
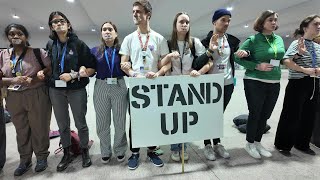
[171,151,180,162]
[214,143,230,159]
[204,144,216,161]
[245,143,261,159]
[101,156,111,164]
[180,151,189,161]
[255,142,272,157]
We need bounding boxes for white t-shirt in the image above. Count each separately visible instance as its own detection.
[120,30,169,75]
[170,38,206,75]
[208,35,233,85]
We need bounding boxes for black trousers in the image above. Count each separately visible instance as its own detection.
[243,79,280,143]
[204,84,234,146]
[0,105,6,169]
[275,77,319,151]
[311,93,320,147]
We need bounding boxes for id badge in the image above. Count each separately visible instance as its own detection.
[55,80,67,87]
[270,59,280,67]
[8,84,21,91]
[217,63,227,74]
[107,78,117,84]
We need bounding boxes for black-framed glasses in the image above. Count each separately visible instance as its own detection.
[51,19,67,25]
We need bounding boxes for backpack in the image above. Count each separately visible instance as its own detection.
[54,130,94,156]
[33,48,46,69]
[167,37,197,72]
[167,37,197,59]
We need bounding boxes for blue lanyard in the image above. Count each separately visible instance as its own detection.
[104,48,116,77]
[310,42,317,68]
[57,42,67,72]
[11,48,27,74]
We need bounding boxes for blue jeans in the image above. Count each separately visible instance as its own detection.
[171,143,187,152]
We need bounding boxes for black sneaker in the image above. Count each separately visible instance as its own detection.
[14,161,32,176]
[295,147,316,155]
[35,159,48,172]
[275,146,291,157]
[117,155,125,162]
[101,157,110,164]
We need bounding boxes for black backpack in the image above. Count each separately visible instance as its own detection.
[33,48,46,69]
[167,37,197,59]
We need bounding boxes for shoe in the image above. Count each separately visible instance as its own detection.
[275,146,291,157]
[147,152,163,167]
[117,155,125,162]
[245,142,261,159]
[214,143,230,159]
[35,159,48,172]
[171,151,180,162]
[49,130,60,139]
[181,151,189,161]
[101,157,110,164]
[82,148,92,168]
[204,144,216,161]
[128,153,139,170]
[295,147,316,155]
[14,161,32,176]
[57,147,73,172]
[255,142,272,157]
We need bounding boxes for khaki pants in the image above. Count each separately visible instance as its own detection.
[6,86,51,163]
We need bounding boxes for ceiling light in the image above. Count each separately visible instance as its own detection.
[226,7,233,11]
[12,14,20,19]
[66,0,74,2]
[40,26,44,30]
[91,28,96,32]
[285,34,290,38]
[244,24,249,28]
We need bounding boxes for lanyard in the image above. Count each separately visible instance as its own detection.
[177,41,186,74]
[57,42,67,73]
[264,35,278,59]
[137,31,150,51]
[219,36,226,55]
[11,47,28,76]
[104,48,116,77]
[309,42,317,68]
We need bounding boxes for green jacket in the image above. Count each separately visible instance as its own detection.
[235,33,285,80]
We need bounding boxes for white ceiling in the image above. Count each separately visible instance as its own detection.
[0,0,319,41]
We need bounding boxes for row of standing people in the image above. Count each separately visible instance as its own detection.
[1,0,320,176]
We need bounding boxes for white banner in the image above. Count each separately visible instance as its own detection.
[125,74,224,148]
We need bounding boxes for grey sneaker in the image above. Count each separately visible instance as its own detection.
[245,142,261,159]
[204,144,216,161]
[214,143,230,159]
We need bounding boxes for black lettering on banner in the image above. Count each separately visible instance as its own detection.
[168,84,187,106]
[131,85,150,109]
[187,83,205,105]
[161,111,198,135]
[161,113,178,135]
[212,83,222,103]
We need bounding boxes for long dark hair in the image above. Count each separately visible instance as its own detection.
[48,11,74,40]
[170,12,193,51]
[98,21,120,55]
[4,23,30,47]
[294,14,320,37]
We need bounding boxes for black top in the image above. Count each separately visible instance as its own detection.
[46,33,96,89]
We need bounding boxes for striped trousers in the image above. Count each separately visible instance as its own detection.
[94,79,128,157]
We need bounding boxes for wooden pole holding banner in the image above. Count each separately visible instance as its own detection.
[181,143,185,173]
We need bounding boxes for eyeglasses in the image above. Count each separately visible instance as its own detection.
[51,19,67,25]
